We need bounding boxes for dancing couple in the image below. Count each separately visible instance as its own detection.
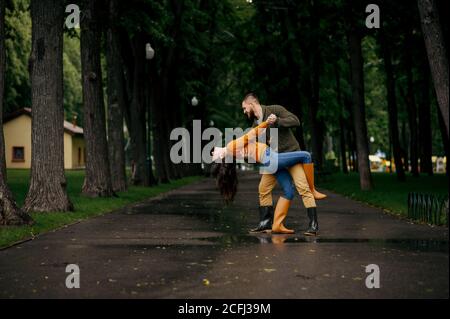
[212,93,326,236]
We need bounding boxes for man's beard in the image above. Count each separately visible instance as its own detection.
[246,109,257,121]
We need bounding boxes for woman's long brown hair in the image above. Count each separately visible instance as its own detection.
[212,161,238,204]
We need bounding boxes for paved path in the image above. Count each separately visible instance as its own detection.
[0,172,448,298]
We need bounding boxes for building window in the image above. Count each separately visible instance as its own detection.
[12,146,25,162]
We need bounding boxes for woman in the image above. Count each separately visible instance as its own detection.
[212,121,325,234]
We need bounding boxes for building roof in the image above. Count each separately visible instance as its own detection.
[3,107,84,136]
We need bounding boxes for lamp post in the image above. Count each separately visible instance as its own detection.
[191,96,199,107]
[145,43,155,60]
[145,42,155,184]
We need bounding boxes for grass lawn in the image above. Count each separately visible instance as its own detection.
[319,172,448,222]
[0,169,203,248]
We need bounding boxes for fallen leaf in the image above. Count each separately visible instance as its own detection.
[263,268,276,273]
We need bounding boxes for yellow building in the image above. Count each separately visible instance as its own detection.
[3,108,85,169]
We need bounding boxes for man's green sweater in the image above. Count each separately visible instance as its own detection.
[253,104,301,153]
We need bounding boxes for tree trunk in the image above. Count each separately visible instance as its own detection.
[129,34,150,186]
[437,106,449,176]
[335,63,348,174]
[418,52,433,175]
[418,0,449,136]
[346,127,354,171]
[23,0,74,212]
[347,30,372,190]
[80,0,114,197]
[380,32,406,181]
[144,62,157,186]
[0,0,33,224]
[403,33,419,177]
[283,11,306,151]
[156,0,185,181]
[149,66,169,183]
[303,2,324,171]
[105,0,127,192]
[401,120,409,173]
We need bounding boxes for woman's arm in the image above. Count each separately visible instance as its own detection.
[226,121,268,156]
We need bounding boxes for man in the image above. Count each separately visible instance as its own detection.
[241,93,325,236]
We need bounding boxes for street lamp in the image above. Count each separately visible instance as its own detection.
[369,136,375,155]
[191,96,199,106]
[145,43,155,60]
[145,43,155,183]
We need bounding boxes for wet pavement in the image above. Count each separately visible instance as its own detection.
[0,172,448,298]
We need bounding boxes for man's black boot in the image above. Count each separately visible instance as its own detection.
[304,207,319,236]
[249,206,274,233]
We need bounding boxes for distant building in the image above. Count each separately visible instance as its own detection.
[3,108,85,169]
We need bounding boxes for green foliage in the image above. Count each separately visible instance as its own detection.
[320,172,449,218]
[4,0,82,119]
[63,32,82,120]
[363,36,389,152]
[2,0,447,168]
[4,0,31,113]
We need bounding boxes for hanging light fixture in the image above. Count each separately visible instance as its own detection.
[145,43,155,60]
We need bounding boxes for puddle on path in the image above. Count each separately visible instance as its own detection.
[196,234,449,253]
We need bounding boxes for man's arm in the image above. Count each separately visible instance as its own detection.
[271,105,300,128]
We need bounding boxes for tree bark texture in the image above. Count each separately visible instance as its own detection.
[0,0,33,224]
[106,0,127,192]
[129,33,150,186]
[418,0,449,136]
[81,0,114,197]
[347,30,373,190]
[379,32,406,181]
[23,0,74,212]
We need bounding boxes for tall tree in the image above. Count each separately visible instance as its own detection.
[305,0,324,170]
[418,0,449,136]
[417,51,433,175]
[347,18,373,190]
[334,63,348,174]
[0,0,32,224]
[105,0,127,192]
[437,106,449,175]
[81,0,114,197]
[23,0,73,212]
[402,31,419,177]
[379,31,406,181]
[129,33,150,186]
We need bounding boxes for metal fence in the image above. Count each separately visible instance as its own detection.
[407,192,449,226]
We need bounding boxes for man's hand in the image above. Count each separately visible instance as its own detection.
[267,114,277,125]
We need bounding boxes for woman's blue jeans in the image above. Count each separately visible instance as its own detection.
[261,149,312,201]
[261,148,312,170]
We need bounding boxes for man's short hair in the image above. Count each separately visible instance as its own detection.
[243,92,259,103]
